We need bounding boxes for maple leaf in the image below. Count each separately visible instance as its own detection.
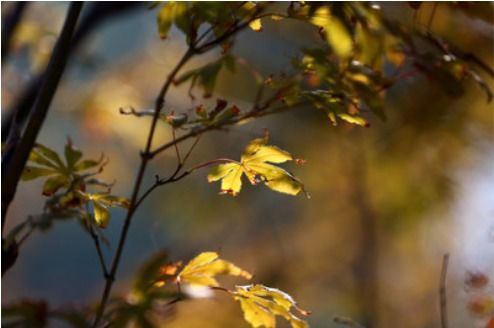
[233,284,310,328]
[176,252,252,287]
[207,136,304,196]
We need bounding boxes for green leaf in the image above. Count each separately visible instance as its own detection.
[74,159,100,172]
[64,141,83,170]
[34,143,66,170]
[175,56,236,98]
[28,150,59,169]
[93,201,110,228]
[21,166,57,181]
[173,2,195,44]
[42,175,68,196]
[91,193,130,208]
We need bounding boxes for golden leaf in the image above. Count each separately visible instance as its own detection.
[249,18,263,32]
[233,284,310,328]
[208,137,304,196]
[311,7,353,59]
[177,252,252,287]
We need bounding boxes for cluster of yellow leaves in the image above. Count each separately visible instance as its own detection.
[154,252,311,328]
[234,284,310,328]
[207,137,305,196]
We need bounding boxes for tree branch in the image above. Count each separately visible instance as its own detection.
[439,253,450,328]
[90,48,194,328]
[89,225,109,278]
[1,2,28,64]
[1,2,84,233]
[91,6,280,326]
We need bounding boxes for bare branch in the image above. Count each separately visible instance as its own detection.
[439,253,450,328]
[89,225,109,278]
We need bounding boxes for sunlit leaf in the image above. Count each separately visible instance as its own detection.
[336,113,368,127]
[249,18,263,32]
[208,163,243,195]
[233,284,310,328]
[33,143,66,170]
[157,2,176,39]
[208,137,304,196]
[74,159,101,172]
[177,251,252,287]
[64,141,83,170]
[42,175,68,196]
[21,166,56,181]
[91,193,130,208]
[311,7,353,59]
[93,201,110,228]
[271,14,284,21]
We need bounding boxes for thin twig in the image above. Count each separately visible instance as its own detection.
[182,135,202,164]
[89,225,109,278]
[172,128,182,164]
[149,100,306,158]
[91,48,194,328]
[439,253,450,328]
[427,3,438,32]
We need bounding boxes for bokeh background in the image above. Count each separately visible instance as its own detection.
[2,2,493,328]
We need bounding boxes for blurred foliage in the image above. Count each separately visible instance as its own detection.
[2,1,493,328]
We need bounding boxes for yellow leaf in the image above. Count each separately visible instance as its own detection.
[93,201,110,228]
[234,284,310,328]
[181,252,219,272]
[249,18,263,32]
[242,144,292,164]
[271,14,284,21]
[157,2,175,39]
[237,297,276,328]
[177,252,252,287]
[311,7,353,59]
[337,113,368,127]
[219,164,243,196]
[208,137,305,196]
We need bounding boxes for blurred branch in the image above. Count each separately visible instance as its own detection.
[1,2,28,64]
[1,2,144,142]
[333,316,366,328]
[439,253,450,328]
[2,2,84,233]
